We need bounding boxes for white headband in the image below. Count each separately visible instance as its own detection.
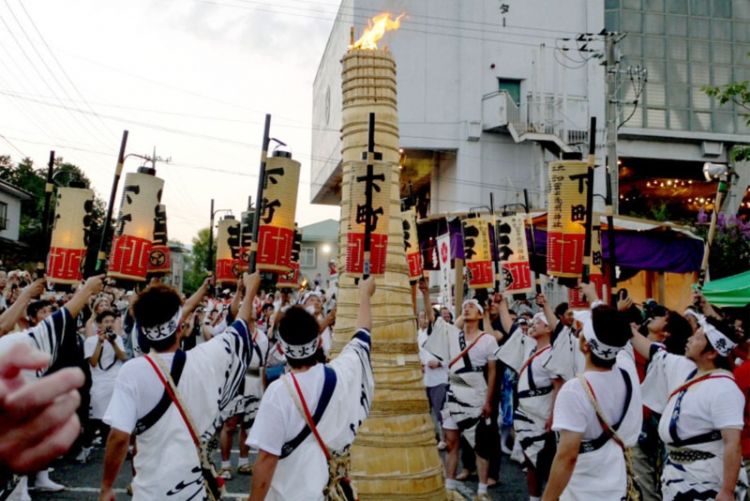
[300,291,322,305]
[279,337,320,359]
[701,318,737,357]
[462,299,484,315]
[138,307,182,342]
[581,314,623,361]
[683,309,703,322]
[532,312,549,326]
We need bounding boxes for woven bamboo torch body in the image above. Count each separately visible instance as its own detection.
[336,47,446,500]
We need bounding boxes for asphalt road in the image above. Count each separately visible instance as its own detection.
[29,444,529,500]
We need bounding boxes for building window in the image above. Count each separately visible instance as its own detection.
[497,78,521,105]
[300,247,316,268]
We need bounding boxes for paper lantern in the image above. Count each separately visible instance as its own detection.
[345,155,390,277]
[547,160,589,278]
[569,222,607,308]
[462,215,494,289]
[109,169,164,281]
[215,216,240,285]
[236,209,255,274]
[147,204,171,275]
[401,208,422,281]
[256,151,300,274]
[276,225,302,289]
[47,187,94,284]
[496,214,533,293]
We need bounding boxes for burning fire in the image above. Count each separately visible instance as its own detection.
[350,12,404,50]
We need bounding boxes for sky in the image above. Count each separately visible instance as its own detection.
[0,0,346,244]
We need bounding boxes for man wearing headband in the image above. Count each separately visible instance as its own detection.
[632,309,746,501]
[496,300,563,501]
[538,294,583,382]
[99,272,261,501]
[421,283,499,501]
[543,283,642,501]
[246,277,375,501]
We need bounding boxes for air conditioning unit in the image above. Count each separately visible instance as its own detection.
[702,141,723,157]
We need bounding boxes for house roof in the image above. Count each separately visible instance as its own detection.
[0,179,33,201]
[299,218,339,242]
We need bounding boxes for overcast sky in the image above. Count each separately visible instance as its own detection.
[0,0,345,244]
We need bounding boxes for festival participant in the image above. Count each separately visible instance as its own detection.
[422,285,499,501]
[99,272,260,501]
[300,291,335,359]
[417,302,448,450]
[540,296,583,382]
[496,295,562,501]
[631,311,747,500]
[273,288,294,313]
[542,283,642,501]
[246,277,375,501]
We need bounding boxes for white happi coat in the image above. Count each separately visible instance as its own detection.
[423,318,498,447]
[553,351,642,501]
[543,323,585,381]
[642,349,747,500]
[496,326,555,467]
[104,320,253,501]
[247,329,374,501]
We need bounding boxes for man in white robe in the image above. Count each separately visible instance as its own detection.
[542,285,642,501]
[246,277,375,501]
[99,273,260,501]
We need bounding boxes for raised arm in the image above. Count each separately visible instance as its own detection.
[237,272,261,325]
[418,278,434,325]
[496,293,514,336]
[182,276,212,321]
[357,277,376,332]
[0,279,45,336]
[535,292,558,331]
[65,276,105,319]
[229,277,243,320]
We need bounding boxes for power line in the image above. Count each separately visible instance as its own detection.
[0,133,27,157]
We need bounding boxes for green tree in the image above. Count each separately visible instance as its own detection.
[703,81,750,161]
[183,227,210,295]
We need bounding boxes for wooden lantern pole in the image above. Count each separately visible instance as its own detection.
[37,150,55,278]
[94,130,129,274]
[361,112,379,280]
[489,192,502,292]
[249,114,271,274]
[582,117,597,284]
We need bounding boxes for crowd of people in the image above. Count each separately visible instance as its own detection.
[0,264,749,501]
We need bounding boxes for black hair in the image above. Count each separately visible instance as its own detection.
[554,302,570,319]
[589,305,631,369]
[96,309,117,324]
[133,284,183,352]
[701,316,739,371]
[279,306,322,369]
[27,300,52,320]
[663,310,692,355]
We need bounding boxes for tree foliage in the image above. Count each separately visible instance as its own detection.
[703,81,750,162]
[183,227,210,295]
[694,211,750,280]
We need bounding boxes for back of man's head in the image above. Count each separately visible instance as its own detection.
[133,284,183,351]
[279,306,322,368]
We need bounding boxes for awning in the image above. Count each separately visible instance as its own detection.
[702,270,750,308]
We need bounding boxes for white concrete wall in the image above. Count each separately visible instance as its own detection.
[0,192,23,241]
[312,0,606,211]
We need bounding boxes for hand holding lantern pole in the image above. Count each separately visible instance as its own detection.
[249,114,272,274]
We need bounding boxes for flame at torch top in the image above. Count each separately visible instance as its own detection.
[350,12,404,50]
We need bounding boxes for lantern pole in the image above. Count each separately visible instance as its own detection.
[361,112,379,280]
[249,114,272,273]
[524,188,543,295]
[208,198,215,276]
[37,150,55,278]
[95,130,129,274]
[581,117,597,284]
[697,163,734,290]
[489,192,502,293]
[604,148,618,306]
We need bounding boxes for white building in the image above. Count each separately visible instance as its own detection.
[0,179,31,242]
[311,0,750,220]
[299,218,339,289]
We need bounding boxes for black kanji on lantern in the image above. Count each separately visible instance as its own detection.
[263,167,285,188]
[571,204,587,222]
[261,198,281,224]
[568,172,589,194]
[227,223,241,260]
[402,218,411,251]
[496,221,514,261]
[463,223,479,259]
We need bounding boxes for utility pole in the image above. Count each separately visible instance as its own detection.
[605,32,620,214]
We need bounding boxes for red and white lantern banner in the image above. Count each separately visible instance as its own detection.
[496,214,533,294]
[276,226,302,289]
[547,160,589,278]
[345,158,390,277]
[462,215,494,290]
[148,204,171,275]
[256,152,300,274]
[569,222,607,308]
[109,171,164,282]
[47,187,94,284]
[401,208,422,281]
[216,216,240,285]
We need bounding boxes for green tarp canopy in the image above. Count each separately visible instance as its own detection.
[702,270,750,308]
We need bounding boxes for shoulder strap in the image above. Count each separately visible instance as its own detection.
[283,371,332,461]
[668,371,736,400]
[135,350,187,434]
[280,366,337,459]
[578,368,632,450]
[449,332,487,369]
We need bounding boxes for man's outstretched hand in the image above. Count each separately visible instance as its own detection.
[0,343,84,473]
